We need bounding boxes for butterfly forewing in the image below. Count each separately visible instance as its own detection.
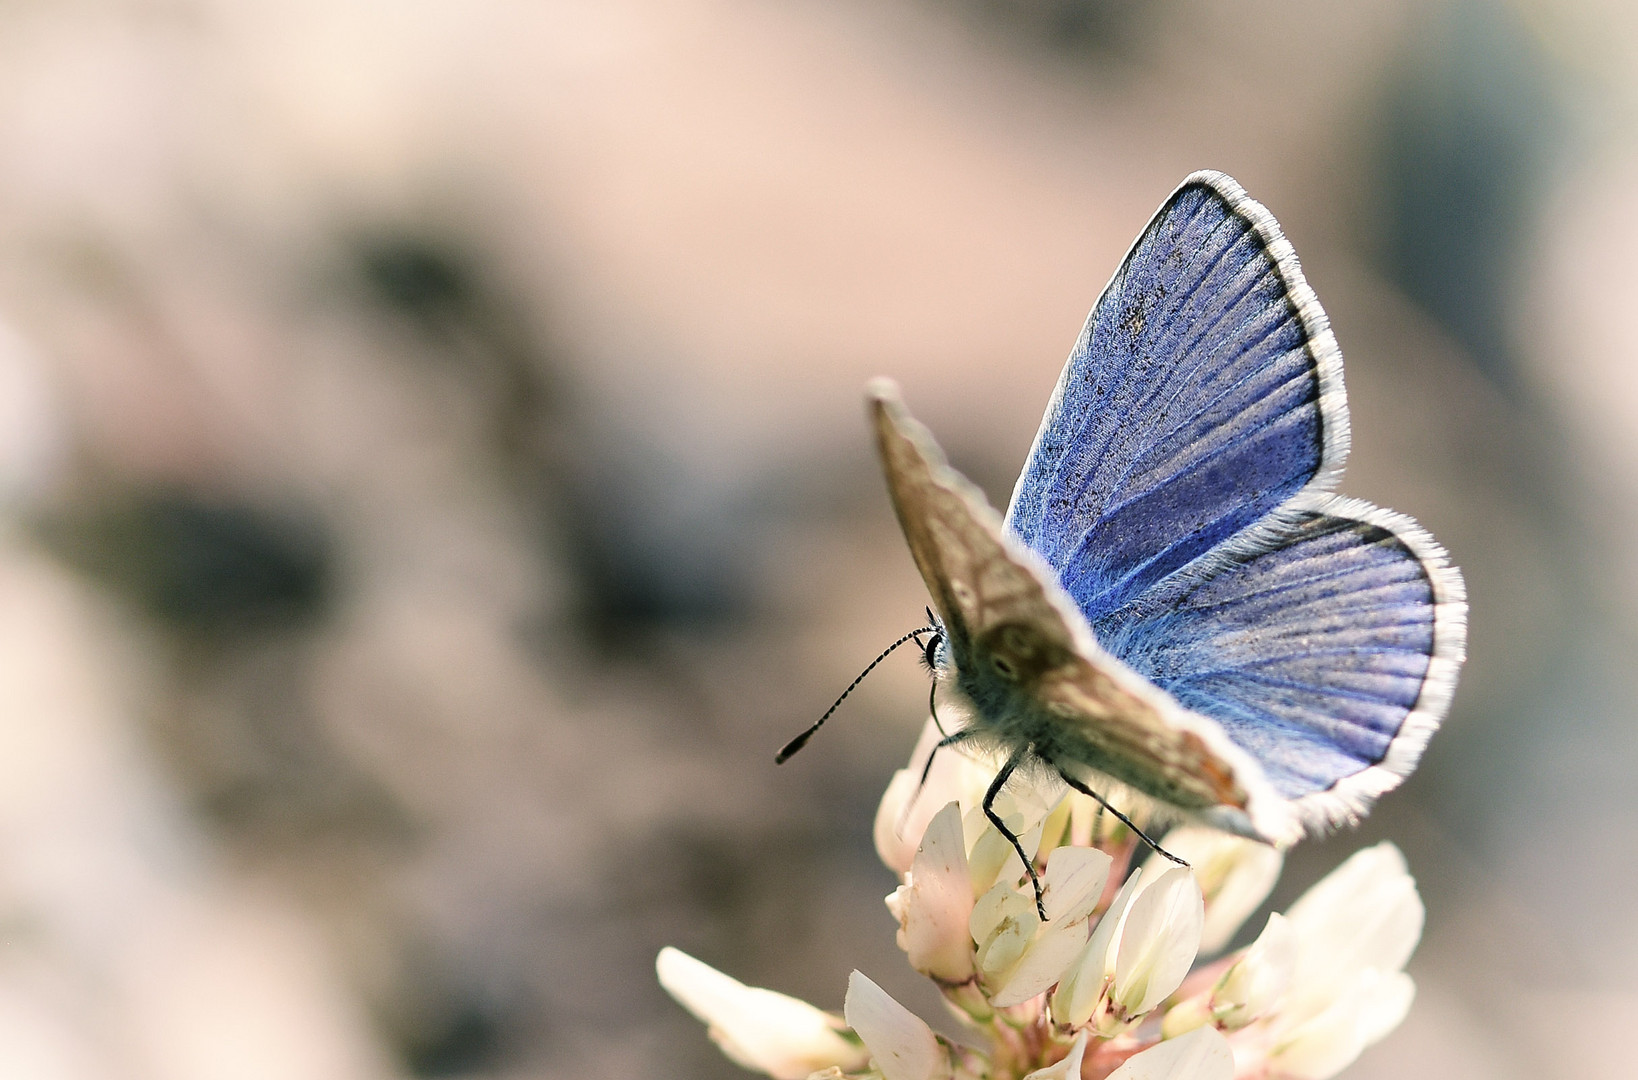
[870,383,1257,817]
[1005,173,1348,623]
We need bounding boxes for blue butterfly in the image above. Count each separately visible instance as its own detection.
[862,172,1466,888]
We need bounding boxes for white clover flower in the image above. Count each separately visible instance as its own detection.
[1282,842,1423,1014]
[656,948,868,1080]
[1209,912,1295,1030]
[1234,842,1424,1080]
[1163,911,1297,1040]
[970,879,1040,986]
[1052,864,1146,1027]
[1110,866,1206,1022]
[988,845,1111,1007]
[663,738,1426,1080]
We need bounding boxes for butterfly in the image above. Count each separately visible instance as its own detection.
[865,172,1466,889]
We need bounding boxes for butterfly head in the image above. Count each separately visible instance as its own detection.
[916,607,948,675]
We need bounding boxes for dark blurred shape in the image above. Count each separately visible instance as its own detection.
[559,445,758,647]
[1372,0,1564,392]
[359,234,475,324]
[352,226,758,649]
[402,997,512,1078]
[958,0,1164,58]
[41,487,333,635]
[353,230,556,466]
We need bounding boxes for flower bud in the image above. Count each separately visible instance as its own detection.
[1159,995,1212,1039]
[1210,912,1295,1029]
[656,948,867,1080]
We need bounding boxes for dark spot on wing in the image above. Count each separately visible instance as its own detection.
[1120,282,1167,340]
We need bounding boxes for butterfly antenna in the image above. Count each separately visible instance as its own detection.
[775,625,936,764]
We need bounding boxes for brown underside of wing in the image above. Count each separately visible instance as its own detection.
[1036,670,1245,809]
[867,383,1247,812]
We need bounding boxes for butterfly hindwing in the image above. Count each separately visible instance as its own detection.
[1005,172,1349,623]
[1094,498,1466,828]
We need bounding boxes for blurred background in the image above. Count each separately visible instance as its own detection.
[0,1,1632,1077]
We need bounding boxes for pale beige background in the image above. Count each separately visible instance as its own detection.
[0,2,1630,1078]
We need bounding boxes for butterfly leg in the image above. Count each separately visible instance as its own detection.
[982,748,1048,920]
[895,726,978,838]
[915,726,975,792]
[1055,769,1189,869]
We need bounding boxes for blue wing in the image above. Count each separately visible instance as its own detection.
[1004,172,1348,622]
[1094,501,1465,813]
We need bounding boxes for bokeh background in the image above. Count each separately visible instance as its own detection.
[0,1,1633,1077]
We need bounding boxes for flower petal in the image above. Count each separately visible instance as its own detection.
[898,802,977,982]
[988,910,1083,1007]
[1105,1025,1234,1080]
[657,948,867,1080]
[1146,827,1282,955]
[1042,845,1113,925]
[1354,969,1416,1048]
[1269,968,1415,1080]
[873,719,995,875]
[965,801,1045,896]
[875,768,925,876]
[844,970,947,1080]
[1284,843,1422,1020]
[1053,867,1146,1027]
[1115,867,1204,1016]
[990,848,1112,1007]
[971,882,1039,984]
